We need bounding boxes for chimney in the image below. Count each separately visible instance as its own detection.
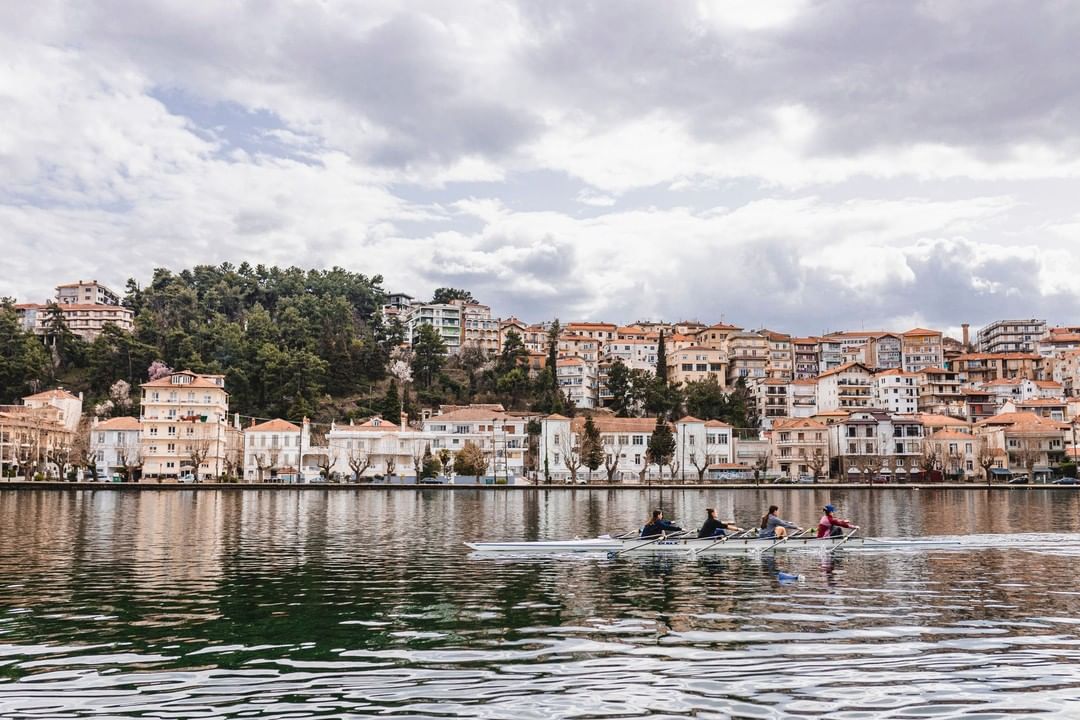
[400,412,409,427]
[961,323,970,348]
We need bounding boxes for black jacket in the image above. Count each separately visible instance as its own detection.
[641,519,682,537]
[697,517,730,538]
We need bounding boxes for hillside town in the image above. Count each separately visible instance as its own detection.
[4,279,1080,485]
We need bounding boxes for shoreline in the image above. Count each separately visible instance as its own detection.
[0,481,1073,491]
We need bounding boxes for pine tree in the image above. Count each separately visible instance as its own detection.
[647,416,676,478]
[379,379,401,422]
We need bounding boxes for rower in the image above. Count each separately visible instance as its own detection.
[697,508,744,538]
[641,509,682,537]
[817,504,859,538]
[758,505,802,539]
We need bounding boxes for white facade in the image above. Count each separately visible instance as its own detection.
[243,419,311,482]
[402,303,463,352]
[139,371,229,480]
[817,363,874,411]
[873,370,919,415]
[557,358,598,409]
[91,416,142,479]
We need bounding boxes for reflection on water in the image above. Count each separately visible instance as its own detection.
[1,488,1080,718]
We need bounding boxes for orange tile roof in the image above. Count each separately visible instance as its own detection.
[704,420,733,428]
[248,418,301,433]
[817,361,871,378]
[23,388,81,401]
[570,416,659,433]
[95,416,141,431]
[902,327,942,336]
[771,417,827,430]
[434,407,516,422]
[676,415,703,423]
[930,429,973,440]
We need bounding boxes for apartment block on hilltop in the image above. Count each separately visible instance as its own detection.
[793,337,820,379]
[455,300,500,354]
[947,353,1044,384]
[16,280,133,341]
[556,357,597,409]
[402,302,462,352]
[978,319,1046,354]
[668,345,728,386]
[762,330,794,380]
[725,331,768,383]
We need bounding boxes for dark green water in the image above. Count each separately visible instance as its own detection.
[2,487,1080,718]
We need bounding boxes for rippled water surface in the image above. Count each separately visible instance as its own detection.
[2,487,1080,718]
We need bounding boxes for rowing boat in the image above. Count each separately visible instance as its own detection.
[465,534,957,554]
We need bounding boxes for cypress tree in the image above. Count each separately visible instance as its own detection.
[656,329,668,383]
[582,416,604,480]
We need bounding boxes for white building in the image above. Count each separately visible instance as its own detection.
[90,416,142,480]
[402,302,463,353]
[538,414,733,483]
[243,418,311,482]
[789,379,818,417]
[56,280,121,306]
[421,406,528,480]
[557,357,598,409]
[139,370,230,481]
[977,319,1047,354]
[816,362,874,412]
[873,369,919,415]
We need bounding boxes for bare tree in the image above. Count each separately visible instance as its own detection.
[667,459,681,483]
[919,440,940,482]
[855,451,880,484]
[689,450,708,483]
[946,448,964,482]
[385,456,397,478]
[604,443,624,483]
[977,437,998,486]
[807,447,827,481]
[185,434,212,482]
[347,445,371,483]
[1012,437,1039,482]
[562,432,582,483]
[254,451,273,483]
[71,419,97,481]
[753,451,771,485]
[411,444,425,480]
[317,447,339,482]
[118,444,143,483]
[221,444,242,483]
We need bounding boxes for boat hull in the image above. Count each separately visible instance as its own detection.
[466,535,955,554]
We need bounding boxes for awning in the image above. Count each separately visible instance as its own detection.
[990,468,1011,476]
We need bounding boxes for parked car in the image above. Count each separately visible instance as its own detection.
[796,474,815,484]
[1052,477,1080,485]
[1007,475,1029,485]
[771,476,796,484]
[420,476,448,485]
[177,472,196,484]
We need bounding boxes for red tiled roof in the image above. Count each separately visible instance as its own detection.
[23,388,81,401]
[248,418,301,432]
[95,416,141,431]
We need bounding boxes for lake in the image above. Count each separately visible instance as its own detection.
[2,487,1080,718]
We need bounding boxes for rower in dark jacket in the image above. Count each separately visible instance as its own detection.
[697,508,745,538]
[640,509,683,537]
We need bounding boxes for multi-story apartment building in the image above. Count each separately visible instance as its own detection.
[761,331,794,380]
[90,416,142,480]
[454,301,500,354]
[139,370,229,481]
[826,331,900,369]
[603,338,659,372]
[827,410,924,480]
[816,362,874,411]
[947,353,1044,384]
[1036,327,1080,358]
[668,346,728,386]
[693,323,742,350]
[977,319,1046,354]
[789,379,818,417]
[243,418,309,482]
[770,418,829,479]
[751,378,789,428]
[564,322,617,343]
[962,387,999,423]
[538,415,733,483]
[520,324,549,354]
[498,317,528,351]
[402,303,462,353]
[16,302,134,340]
[916,367,964,417]
[901,328,944,372]
[56,280,121,306]
[556,358,598,409]
[818,337,844,371]
[793,337,820,379]
[1051,348,1080,396]
[725,331,768,383]
[558,335,601,364]
[872,369,919,415]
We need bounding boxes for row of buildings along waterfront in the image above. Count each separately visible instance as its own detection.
[2,366,1079,484]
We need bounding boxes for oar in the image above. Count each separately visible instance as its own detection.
[608,529,690,558]
[687,527,754,557]
[828,527,859,555]
[758,527,811,554]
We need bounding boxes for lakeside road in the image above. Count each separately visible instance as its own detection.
[0,481,1074,490]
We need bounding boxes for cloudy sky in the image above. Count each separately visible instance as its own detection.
[4,0,1080,335]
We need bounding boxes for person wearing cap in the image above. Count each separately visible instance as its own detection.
[817,504,858,538]
[640,509,683,537]
[697,508,744,538]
